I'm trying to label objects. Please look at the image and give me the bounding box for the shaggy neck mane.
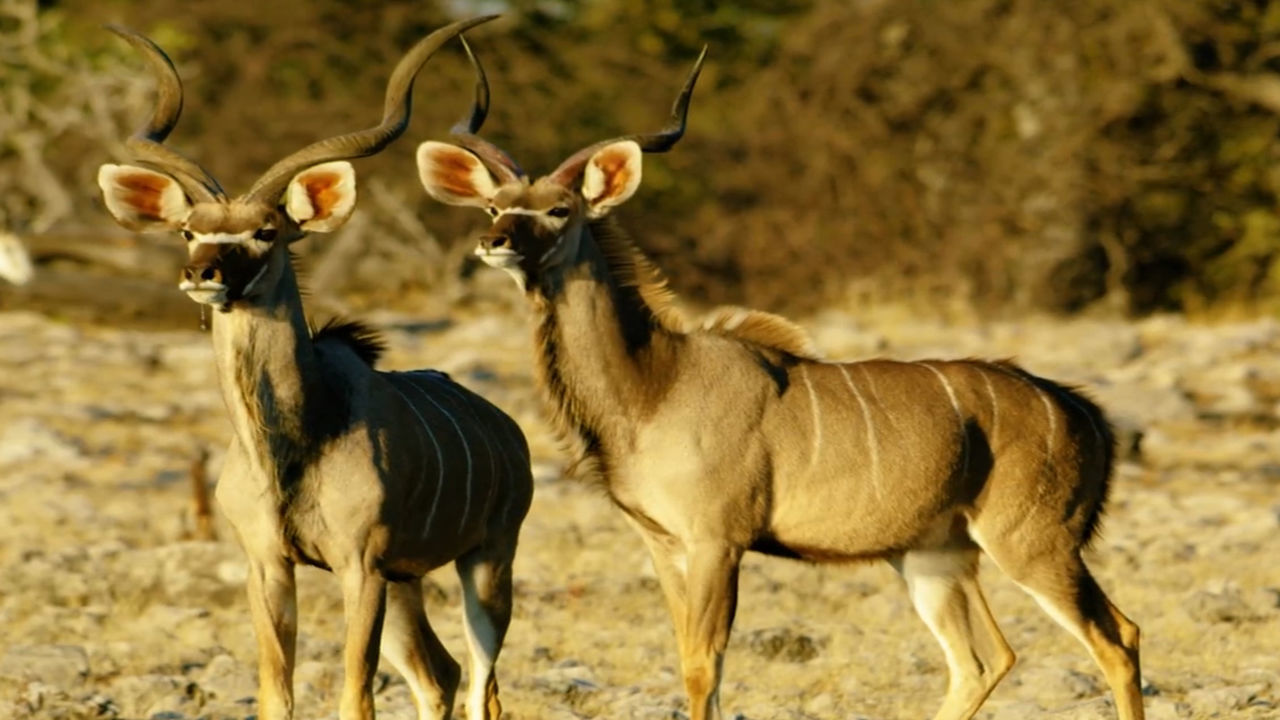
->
[589,217,687,337]
[531,217,686,481]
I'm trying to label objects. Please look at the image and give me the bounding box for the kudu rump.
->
[416,52,1144,720]
[97,20,533,720]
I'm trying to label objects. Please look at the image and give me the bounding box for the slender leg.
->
[381,581,461,720]
[456,539,517,720]
[1017,565,1143,720]
[246,555,298,720]
[675,542,743,720]
[634,529,689,637]
[892,548,1016,720]
[975,530,1144,720]
[339,568,389,720]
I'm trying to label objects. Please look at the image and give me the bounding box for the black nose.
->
[182,264,222,283]
[483,234,511,251]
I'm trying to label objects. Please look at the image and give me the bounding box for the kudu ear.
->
[416,141,498,208]
[581,140,642,219]
[284,161,358,234]
[97,164,192,232]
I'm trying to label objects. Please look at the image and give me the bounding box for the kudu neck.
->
[209,252,331,468]
[530,220,681,450]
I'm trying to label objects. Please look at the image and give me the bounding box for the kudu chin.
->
[414,48,1144,720]
[97,21,533,720]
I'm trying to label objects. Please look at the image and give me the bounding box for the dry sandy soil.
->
[1,298,1278,719]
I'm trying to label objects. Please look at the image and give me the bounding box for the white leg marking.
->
[838,364,882,501]
[460,564,499,720]
[402,377,475,535]
[1021,585,1090,647]
[799,365,823,471]
[385,374,440,518]
[922,362,969,477]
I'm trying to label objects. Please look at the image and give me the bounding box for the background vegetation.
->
[4,0,1280,320]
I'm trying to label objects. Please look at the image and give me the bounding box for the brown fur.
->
[420,133,1143,720]
[119,171,170,218]
[702,305,821,360]
[589,218,687,333]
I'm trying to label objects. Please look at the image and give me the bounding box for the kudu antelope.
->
[96,21,533,720]
[414,52,1144,720]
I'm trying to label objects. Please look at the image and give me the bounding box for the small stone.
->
[742,627,824,663]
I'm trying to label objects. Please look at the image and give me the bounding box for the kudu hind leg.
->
[1019,563,1143,720]
[893,547,1016,720]
[976,531,1144,720]
[381,581,461,719]
[456,540,516,720]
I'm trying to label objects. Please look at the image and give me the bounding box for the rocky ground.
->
[1,302,1278,720]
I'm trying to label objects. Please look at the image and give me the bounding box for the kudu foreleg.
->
[672,543,743,720]
[339,568,389,720]
[246,556,297,720]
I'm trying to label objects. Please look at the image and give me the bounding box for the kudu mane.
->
[588,217,821,359]
[311,317,387,366]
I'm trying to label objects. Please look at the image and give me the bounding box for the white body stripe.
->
[838,364,881,501]
[1034,385,1057,456]
[385,376,442,529]
[399,377,474,534]
[417,373,501,522]
[1048,386,1106,469]
[981,370,1000,448]
[799,366,822,470]
[922,363,969,478]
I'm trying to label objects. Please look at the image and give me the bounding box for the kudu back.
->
[413,49,1144,720]
[96,20,532,720]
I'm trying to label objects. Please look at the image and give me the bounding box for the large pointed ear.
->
[284,161,358,233]
[97,164,192,232]
[416,141,498,208]
[582,140,642,219]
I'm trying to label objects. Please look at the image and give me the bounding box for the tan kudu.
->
[413,51,1143,720]
[96,21,532,720]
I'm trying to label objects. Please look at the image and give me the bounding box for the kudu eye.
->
[181,230,194,242]
[253,227,278,242]
[547,206,571,219]
[486,206,499,218]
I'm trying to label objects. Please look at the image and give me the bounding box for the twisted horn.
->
[549,46,707,187]
[107,25,225,202]
[244,15,499,205]
[448,36,525,184]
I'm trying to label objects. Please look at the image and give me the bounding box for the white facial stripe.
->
[493,207,543,217]
[191,231,253,246]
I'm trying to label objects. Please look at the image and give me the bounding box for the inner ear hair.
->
[97,163,192,231]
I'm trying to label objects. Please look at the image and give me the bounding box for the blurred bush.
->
[4,0,1280,318]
